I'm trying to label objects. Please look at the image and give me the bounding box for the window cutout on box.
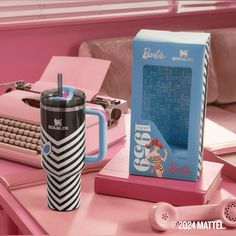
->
[142,65,192,152]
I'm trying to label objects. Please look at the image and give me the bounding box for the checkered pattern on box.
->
[142,65,192,147]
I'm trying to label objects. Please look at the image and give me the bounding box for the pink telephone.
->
[149,198,236,231]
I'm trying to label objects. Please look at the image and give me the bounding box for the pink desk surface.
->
[10,173,236,236]
[1,116,236,235]
[0,159,45,235]
[0,159,36,176]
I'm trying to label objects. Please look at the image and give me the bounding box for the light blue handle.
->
[84,107,107,163]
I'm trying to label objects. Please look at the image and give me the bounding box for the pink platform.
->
[95,148,223,205]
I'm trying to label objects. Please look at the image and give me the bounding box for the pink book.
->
[204,119,236,181]
[95,148,223,206]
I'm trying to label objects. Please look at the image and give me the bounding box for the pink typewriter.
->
[0,56,128,167]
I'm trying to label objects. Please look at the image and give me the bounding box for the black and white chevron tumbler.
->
[40,75,107,211]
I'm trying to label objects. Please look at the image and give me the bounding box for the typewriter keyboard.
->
[0,117,41,155]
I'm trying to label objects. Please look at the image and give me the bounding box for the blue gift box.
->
[129,29,211,181]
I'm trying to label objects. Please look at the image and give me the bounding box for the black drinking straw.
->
[57,73,63,97]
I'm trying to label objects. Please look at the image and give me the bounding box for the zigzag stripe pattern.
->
[46,173,81,211]
[197,38,210,178]
[41,121,86,211]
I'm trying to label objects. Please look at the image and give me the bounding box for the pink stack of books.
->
[204,119,236,181]
[95,148,223,206]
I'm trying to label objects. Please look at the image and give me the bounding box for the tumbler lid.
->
[41,87,85,108]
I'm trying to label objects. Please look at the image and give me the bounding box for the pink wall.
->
[0,10,236,88]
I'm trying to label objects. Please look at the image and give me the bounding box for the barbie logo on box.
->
[129,29,211,181]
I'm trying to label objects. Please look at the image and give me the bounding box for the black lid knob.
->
[111,108,122,121]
